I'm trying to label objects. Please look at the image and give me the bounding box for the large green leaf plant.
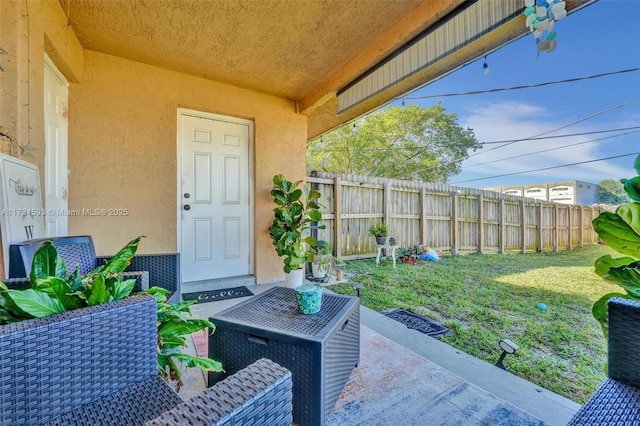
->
[144,286,222,392]
[0,236,222,392]
[592,154,640,338]
[268,174,325,273]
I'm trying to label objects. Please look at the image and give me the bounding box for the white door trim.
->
[43,54,69,237]
[176,108,254,281]
[44,55,67,86]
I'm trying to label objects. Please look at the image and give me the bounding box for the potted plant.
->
[310,240,332,279]
[0,236,222,391]
[268,174,324,288]
[397,246,418,265]
[369,222,388,245]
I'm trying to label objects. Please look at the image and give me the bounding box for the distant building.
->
[484,181,600,205]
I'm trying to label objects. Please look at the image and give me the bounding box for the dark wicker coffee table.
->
[208,286,360,426]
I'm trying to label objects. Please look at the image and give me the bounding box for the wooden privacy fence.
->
[308,172,603,260]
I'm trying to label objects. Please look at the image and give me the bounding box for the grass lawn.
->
[329,244,621,404]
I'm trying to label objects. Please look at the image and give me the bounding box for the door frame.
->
[43,54,69,237]
[176,108,255,281]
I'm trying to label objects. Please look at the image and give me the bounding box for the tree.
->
[598,178,630,205]
[306,104,480,182]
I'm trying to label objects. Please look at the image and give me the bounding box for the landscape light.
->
[353,284,364,298]
[496,339,519,370]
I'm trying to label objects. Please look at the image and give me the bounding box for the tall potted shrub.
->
[268,174,324,287]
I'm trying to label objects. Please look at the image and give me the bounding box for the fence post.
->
[567,206,572,251]
[477,193,484,254]
[537,201,543,252]
[383,182,391,257]
[499,198,505,254]
[334,177,342,258]
[451,192,458,255]
[520,199,526,254]
[590,206,595,244]
[384,182,391,224]
[553,203,559,252]
[420,187,427,245]
[578,205,584,248]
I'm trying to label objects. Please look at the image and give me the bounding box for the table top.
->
[210,286,358,338]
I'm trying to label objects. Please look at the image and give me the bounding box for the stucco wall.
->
[69,51,307,283]
[1,0,307,283]
[0,0,84,168]
[0,0,83,278]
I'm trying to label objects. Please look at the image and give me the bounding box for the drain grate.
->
[383,309,449,339]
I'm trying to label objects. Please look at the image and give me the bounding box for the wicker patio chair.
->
[5,235,181,303]
[567,297,640,425]
[0,294,293,426]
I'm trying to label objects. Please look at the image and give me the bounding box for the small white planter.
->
[311,262,328,279]
[284,268,304,288]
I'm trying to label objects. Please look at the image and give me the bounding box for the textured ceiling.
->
[64,0,424,101]
[62,0,594,137]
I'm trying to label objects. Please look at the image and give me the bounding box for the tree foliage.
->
[307,104,481,182]
[598,178,630,205]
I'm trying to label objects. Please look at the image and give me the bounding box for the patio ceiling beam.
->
[297,0,464,115]
[335,0,525,115]
[305,0,595,140]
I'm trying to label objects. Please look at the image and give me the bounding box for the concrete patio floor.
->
[179,283,580,425]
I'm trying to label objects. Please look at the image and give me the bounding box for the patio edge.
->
[360,305,581,426]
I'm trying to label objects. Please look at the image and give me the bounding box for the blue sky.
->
[390,0,640,189]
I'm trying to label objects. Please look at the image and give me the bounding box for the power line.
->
[465,98,640,158]
[311,68,640,145]
[463,130,640,169]
[403,68,640,100]
[481,126,640,145]
[418,98,640,174]
[451,152,640,185]
[308,126,640,152]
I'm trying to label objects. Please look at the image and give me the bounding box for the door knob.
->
[183,204,191,211]
[184,193,190,199]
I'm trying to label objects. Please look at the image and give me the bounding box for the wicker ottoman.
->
[208,286,360,426]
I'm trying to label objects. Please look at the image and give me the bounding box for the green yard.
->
[329,244,621,404]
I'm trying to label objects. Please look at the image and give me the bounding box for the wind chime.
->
[523,0,567,55]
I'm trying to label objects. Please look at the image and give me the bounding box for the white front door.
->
[43,56,69,237]
[178,110,252,282]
